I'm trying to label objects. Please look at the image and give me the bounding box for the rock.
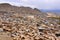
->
[38,27,45,32]
[0,28,3,32]
[0,35,13,40]
[34,36,40,40]
[55,33,60,37]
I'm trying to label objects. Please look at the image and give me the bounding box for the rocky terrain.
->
[0,3,60,40]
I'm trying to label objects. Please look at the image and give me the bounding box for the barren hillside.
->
[0,3,60,40]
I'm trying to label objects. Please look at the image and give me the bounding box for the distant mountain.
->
[41,9,60,15]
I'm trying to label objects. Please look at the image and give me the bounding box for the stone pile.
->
[0,12,60,40]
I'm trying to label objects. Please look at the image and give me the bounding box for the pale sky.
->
[0,0,60,10]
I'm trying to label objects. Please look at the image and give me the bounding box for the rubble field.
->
[0,11,60,40]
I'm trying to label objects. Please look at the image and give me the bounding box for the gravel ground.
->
[0,11,60,40]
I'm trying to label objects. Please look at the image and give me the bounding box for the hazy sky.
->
[0,0,60,10]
